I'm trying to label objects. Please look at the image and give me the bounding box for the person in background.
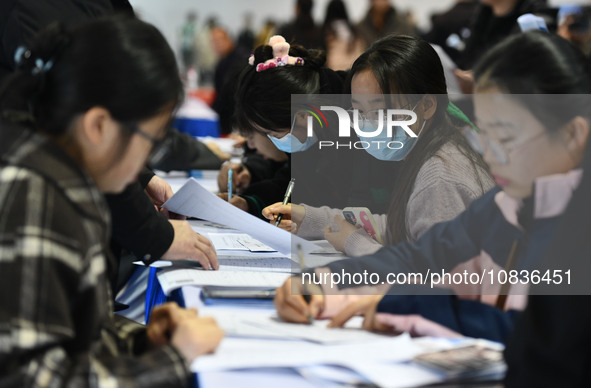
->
[356,0,416,49]
[423,0,479,63]
[0,16,223,386]
[180,11,197,73]
[211,27,250,136]
[195,16,219,87]
[556,4,591,56]
[322,0,364,71]
[274,31,591,344]
[255,19,278,48]
[237,12,256,52]
[454,0,549,92]
[278,0,325,50]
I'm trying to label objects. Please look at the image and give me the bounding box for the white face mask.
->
[267,113,319,153]
[267,130,318,153]
[357,120,426,161]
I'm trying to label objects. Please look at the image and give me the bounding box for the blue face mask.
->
[267,130,318,153]
[358,120,426,161]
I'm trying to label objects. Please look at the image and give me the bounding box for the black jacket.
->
[458,0,549,69]
[504,145,591,387]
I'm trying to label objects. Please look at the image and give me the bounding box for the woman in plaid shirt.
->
[0,16,223,387]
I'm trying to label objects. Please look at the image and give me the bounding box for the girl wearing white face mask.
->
[264,35,494,256]
[227,35,353,219]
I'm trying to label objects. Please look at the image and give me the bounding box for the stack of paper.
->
[157,269,291,295]
[162,178,320,256]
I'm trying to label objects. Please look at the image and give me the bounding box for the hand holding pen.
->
[273,247,324,324]
[217,162,252,194]
[275,178,295,226]
[262,203,306,233]
[297,244,314,323]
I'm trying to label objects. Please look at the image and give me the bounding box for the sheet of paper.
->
[295,365,372,387]
[209,233,277,252]
[162,178,320,256]
[180,286,446,386]
[157,268,291,294]
[208,233,249,250]
[350,361,443,388]
[191,333,420,373]
[219,257,294,273]
[237,235,277,252]
[238,314,395,344]
[183,288,396,346]
[183,301,399,345]
[308,240,343,255]
[135,256,295,273]
[199,368,319,388]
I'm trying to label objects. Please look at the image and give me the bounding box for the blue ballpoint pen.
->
[228,169,233,201]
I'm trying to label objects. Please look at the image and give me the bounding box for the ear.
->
[421,95,438,121]
[78,107,117,148]
[563,116,590,163]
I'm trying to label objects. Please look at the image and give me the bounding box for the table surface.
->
[157,173,498,388]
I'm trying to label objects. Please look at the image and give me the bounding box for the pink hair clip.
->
[256,62,277,72]
[249,35,305,72]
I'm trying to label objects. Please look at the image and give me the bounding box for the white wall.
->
[130,0,589,57]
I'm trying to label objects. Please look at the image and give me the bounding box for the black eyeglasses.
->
[127,123,172,167]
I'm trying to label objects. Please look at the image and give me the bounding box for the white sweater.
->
[296,142,494,256]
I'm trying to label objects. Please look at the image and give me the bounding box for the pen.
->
[275,178,295,227]
[228,169,233,201]
[297,244,314,323]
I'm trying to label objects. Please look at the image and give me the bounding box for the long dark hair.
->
[0,16,183,138]
[347,34,489,244]
[474,31,591,133]
[234,42,332,135]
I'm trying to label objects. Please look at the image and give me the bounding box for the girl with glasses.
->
[0,17,223,386]
[274,31,591,344]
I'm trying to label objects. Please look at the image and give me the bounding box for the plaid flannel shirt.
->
[0,122,190,387]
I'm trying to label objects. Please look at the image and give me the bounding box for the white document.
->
[184,288,394,345]
[308,240,343,255]
[208,233,247,250]
[191,333,420,372]
[157,268,291,294]
[219,257,294,273]
[199,368,319,388]
[134,258,294,273]
[134,255,295,273]
[201,308,391,344]
[162,178,320,256]
[238,315,395,345]
[350,361,443,388]
[209,233,277,252]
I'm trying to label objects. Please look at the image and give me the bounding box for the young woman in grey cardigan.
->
[263,35,493,256]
